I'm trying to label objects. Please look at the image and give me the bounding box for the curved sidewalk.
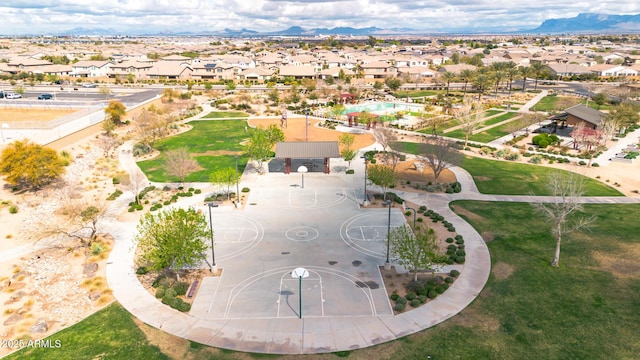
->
[105,149,492,354]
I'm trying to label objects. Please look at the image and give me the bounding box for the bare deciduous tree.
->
[372,127,396,153]
[123,169,148,204]
[96,133,121,158]
[417,138,463,184]
[453,98,483,148]
[38,185,115,247]
[533,172,595,267]
[164,147,199,184]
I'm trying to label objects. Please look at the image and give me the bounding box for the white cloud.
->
[0,0,639,34]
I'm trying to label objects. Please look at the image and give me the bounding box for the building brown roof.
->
[565,104,605,127]
[275,141,340,159]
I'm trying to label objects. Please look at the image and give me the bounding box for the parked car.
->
[5,93,21,99]
[37,93,53,100]
[82,83,97,88]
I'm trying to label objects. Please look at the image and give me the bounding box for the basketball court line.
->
[219,266,380,319]
[340,212,407,258]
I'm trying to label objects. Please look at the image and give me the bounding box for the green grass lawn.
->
[460,156,623,196]
[201,111,250,118]
[5,303,168,360]
[530,95,559,112]
[15,202,640,360]
[482,111,518,126]
[137,120,249,182]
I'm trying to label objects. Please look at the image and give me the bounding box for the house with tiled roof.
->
[108,60,154,79]
[6,57,53,74]
[149,61,193,80]
[72,60,113,78]
[237,67,276,82]
[588,64,638,77]
[360,60,397,79]
[277,65,316,80]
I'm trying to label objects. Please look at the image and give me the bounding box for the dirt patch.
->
[0,235,113,357]
[2,107,78,123]
[592,243,640,280]
[492,262,515,280]
[480,231,496,242]
[450,204,486,224]
[248,117,375,150]
[447,306,501,332]
[395,160,457,184]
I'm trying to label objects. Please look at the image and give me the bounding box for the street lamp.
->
[403,202,417,228]
[382,199,392,270]
[235,155,240,208]
[361,155,369,206]
[291,267,309,319]
[305,108,309,142]
[205,202,219,271]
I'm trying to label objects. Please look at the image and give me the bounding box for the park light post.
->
[383,199,392,270]
[305,108,309,142]
[235,155,240,208]
[403,202,417,228]
[205,202,219,271]
[361,155,369,206]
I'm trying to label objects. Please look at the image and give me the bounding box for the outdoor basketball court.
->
[191,173,407,320]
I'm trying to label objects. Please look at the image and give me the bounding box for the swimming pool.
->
[342,102,422,114]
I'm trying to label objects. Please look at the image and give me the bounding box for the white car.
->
[5,93,21,99]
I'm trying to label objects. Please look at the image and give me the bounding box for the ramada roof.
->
[275,141,340,159]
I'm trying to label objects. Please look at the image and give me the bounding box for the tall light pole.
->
[383,199,392,270]
[206,202,219,270]
[305,107,309,142]
[363,155,368,205]
[403,202,417,228]
[235,155,240,208]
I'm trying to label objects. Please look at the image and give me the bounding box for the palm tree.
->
[440,71,457,97]
[530,62,548,91]
[472,68,491,101]
[489,62,507,97]
[504,62,519,96]
[459,69,476,98]
[519,66,533,93]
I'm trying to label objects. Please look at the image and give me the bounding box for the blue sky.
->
[1,1,639,35]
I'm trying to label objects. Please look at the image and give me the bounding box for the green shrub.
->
[136,266,148,275]
[345,169,355,174]
[417,217,423,222]
[405,292,417,301]
[427,290,438,299]
[418,295,427,304]
[394,303,406,312]
[173,282,189,296]
[410,298,421,307]
[447,244,457,251]
[396,296,407,305]
[449,269,460,277]
[447,225,456,232]
[390,293,400,301]
[112,177,120,184]
[9,205,18,214]
[242,187,251,193]
[164,288,177,298]
[419,205,427,212]
[455,238,464,245]
[155,287,166,299]
[445,276,455,284]
[161,294,174,305]
[446,237,454,243]
[455,256,466,264]
[456,249,466,257]
[592,163,599,167]
[435,285,445,294]
[194,189,202,194]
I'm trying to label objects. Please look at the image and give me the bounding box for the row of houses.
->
[2,41,640,83]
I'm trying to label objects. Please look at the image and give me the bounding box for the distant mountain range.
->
[531,13,640,33]
[58,13,640,37]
